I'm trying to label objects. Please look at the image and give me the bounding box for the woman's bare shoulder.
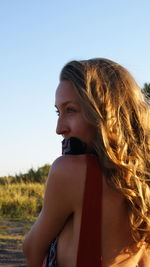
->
[52,154,87,166]
[50,155,87,180]
[48,155,88,208]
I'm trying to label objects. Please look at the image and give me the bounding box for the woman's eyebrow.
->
[55,100,79,108]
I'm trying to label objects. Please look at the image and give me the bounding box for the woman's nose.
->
[56,117,69,135]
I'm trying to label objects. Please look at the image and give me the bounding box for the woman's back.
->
[55,155,149,267]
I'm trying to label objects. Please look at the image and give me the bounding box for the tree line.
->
[0,164,50,185]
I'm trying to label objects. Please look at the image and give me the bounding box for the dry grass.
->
[0,182,45,219]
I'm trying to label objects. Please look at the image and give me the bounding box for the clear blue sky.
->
[0,0,150,176]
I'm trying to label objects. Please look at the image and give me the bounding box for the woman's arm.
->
[23,156,75,267]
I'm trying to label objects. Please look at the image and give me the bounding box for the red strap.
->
[76,154,102,266]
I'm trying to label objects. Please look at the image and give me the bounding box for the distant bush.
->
[0,182,45,219]
[0,164,50,218]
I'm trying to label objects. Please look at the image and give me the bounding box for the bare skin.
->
[56,156,150,267]
[23,155,149,266]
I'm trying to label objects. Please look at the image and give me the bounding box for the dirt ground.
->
[0,218,34,267]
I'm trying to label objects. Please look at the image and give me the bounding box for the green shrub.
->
[0,182,45,219]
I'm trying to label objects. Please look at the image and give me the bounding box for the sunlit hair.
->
[60,58,150,245]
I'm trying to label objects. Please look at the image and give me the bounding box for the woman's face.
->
[55,80,96,149]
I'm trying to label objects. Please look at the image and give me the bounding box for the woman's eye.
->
[55,107,76,116]
[66,107,76,113]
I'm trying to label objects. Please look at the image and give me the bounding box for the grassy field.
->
[0,182,45,219]
[0,178,46,266]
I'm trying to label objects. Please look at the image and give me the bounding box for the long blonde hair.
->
[60,58,150,244]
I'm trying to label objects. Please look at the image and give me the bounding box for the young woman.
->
[23,58,150,266]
